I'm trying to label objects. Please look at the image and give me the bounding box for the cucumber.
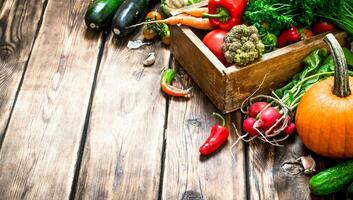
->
[85,0,124,29]
[309,160,353,196]
[348,182,353,197]
[111,0,157,37]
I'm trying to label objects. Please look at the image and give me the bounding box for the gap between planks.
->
[69,30,109,200]
[157,54,173,200]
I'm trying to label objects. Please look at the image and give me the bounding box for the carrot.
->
[180,7,208,18]
[128,14,214,30]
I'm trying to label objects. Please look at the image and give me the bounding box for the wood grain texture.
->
[75,33,170,199]
[247,136,312,200]
[0,0,47,140]
[247,135,351,200]
[162,60,246,200]
[171,26,227,112]
[0,0,102,198]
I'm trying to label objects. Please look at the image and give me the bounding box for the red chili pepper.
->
[312,21,335,35]
[161,68,192,97]
[277,26,300,48]
[299,28,313,40]
[202,0,247,31]
[199,113,230,155]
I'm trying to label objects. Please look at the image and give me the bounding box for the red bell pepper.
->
[199,113,230,155]
[277,26,300,48]
[202,0,247,31]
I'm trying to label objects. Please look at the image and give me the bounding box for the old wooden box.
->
[171,26,347,113]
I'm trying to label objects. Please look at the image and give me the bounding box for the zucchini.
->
[111,0,157,37]
[309,160,353,196]
[348,182,353,197]
[85,0,124,29]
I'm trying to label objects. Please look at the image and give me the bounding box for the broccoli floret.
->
[222,25,265,66]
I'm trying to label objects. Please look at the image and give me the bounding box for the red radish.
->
[267,123,281,135]
[243,118,260,136]
[284,122,296,136]
[258,107,281,130]
[248,102,269,118]
[284,115,291,122]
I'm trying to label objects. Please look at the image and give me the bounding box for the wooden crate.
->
[171,26,347,113]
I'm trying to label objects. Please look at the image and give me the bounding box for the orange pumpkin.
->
[296,34,353,158]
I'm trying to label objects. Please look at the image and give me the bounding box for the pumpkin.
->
[296,34,353,158]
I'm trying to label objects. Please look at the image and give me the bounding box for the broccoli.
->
[222,25,265,66]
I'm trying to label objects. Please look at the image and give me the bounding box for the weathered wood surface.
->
[0,0,102,198]
[162,60,246,200]
[0,1,351,199]
[0,0,47,140]
[247,136,350,200]
[75,32,170,199]
[247,137,311,200]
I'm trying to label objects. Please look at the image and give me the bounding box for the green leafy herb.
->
[273,48,353,111]
[243,0,297,35]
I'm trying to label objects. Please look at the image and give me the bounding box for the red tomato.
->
[202,30,228,66]
[299,28,314,40]
[312,21,335,35]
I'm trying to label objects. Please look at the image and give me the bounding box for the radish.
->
[247,102,269,118]
[267,123,281,135]
[258,107,281,130]
[233,95,295,148]
[284,122,296,136]
[243,118,260,136]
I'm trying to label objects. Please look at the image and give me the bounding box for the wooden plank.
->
[247,135,346,200]
[247,137,311,200]
[74,34,170,199]
[0,0,47,140]
[162,60,246,200]
[0,0,102,199]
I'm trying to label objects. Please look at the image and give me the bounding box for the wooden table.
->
[0,0,349,199]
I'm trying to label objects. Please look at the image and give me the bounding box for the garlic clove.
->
[143,52,156,66]
[297,155,316,175]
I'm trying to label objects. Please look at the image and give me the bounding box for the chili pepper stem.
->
[213,112,225,127]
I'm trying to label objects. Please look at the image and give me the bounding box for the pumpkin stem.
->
[324,34,351,97]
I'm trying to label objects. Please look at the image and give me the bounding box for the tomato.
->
[202,30,228,65]
[146,10,162,21]
[143,28,157,40]
[161,34,171,45]
[312,21,335,35]
[299,28,314,40]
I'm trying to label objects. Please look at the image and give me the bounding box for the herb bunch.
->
[244,0,353,36]
[273,48,353,111]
